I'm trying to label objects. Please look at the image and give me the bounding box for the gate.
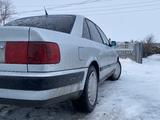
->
[115,42,143,64]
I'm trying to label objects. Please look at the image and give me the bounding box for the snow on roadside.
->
[0,54,160,120]
[85,54,160,120]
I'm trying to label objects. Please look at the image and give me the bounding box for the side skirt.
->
[99,70,115,84]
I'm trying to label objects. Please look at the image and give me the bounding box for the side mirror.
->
[110,41,117,47]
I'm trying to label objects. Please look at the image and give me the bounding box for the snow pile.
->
[0,55,160,120]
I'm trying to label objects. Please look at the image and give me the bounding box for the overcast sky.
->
[11,0,160,42]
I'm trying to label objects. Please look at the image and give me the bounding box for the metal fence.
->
[115,42,143,63]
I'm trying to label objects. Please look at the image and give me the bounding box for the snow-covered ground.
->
[0,54,160,120]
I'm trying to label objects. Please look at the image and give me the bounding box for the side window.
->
[82,19,91,39]
[86,19,103,44]
[97,27,109,45]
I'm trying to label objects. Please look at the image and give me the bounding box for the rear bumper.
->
[0,72,84,91]
[0,91,81,106]
[0,68,87,104]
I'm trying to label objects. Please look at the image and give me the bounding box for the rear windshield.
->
[5,15,76,34]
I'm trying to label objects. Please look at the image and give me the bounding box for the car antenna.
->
[44,6,48,16]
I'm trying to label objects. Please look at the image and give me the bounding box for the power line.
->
[46,2,160,16]
[85,7,160,15]
[46,0,104,10]
[50,0,160,11]
[16,0,107,14]
[14,0,160,16]
[16,0,107,7]
[51,2,160,13]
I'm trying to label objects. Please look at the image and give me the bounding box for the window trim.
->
[96,25,110,46]
[85,18,104,44]
[82,18,91,40]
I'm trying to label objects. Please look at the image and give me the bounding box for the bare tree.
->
[142,35,159,57]
[0,0,15,25]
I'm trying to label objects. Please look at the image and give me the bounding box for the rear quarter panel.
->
[28,28,86,72]
[28,27,101,72]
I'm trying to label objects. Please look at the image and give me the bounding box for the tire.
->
[72,66,98,113]
[109,61,122,81]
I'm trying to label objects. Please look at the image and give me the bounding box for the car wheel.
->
[72,66,98,113]
[109,61,122,81]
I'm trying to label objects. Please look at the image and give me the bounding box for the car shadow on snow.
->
[0,100,88,120]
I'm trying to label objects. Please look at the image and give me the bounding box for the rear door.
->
[85,19,112,80]
[96,26,117,64]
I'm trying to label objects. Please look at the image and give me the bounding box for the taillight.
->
[28,42,60,64]
[5,42,28,64]
[5,41,60,64]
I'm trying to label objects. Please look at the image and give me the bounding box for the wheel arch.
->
[117,56,120,62]
[89,61,100,83]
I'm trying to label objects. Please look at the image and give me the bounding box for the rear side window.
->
[5,15,76,34]
[82,19,91,39]
[97,27,109,45]
[86,19,103,44]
